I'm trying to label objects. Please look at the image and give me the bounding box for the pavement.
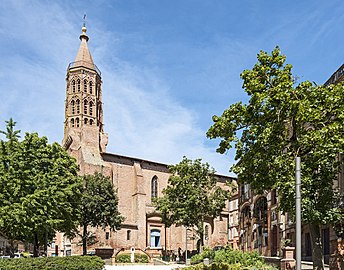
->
[105,265,186,270]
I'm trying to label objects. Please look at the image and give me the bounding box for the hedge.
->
[0,255,105,270]
[115,253,149,263]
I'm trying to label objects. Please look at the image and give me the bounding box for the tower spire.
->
[63,20,108,155]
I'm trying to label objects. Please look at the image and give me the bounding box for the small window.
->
[84,100,88,114]
[71,118,75,127]
[205,225,209,240]
[72,80,76,93]
[151,176,158,199]
[71,100,75,114]
[89,81,93,94]
[90,119,93,126]
[77,79,81,92]
[105,232,110,240]
[84,79,87,92]
[76,118,80,127]
[84,118,88,125]
[127,230,131,240]
[89,101,93,116]
[76,100,80,114]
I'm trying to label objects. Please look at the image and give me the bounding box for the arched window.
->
[76,100,80,114]
[205,225,209,240]
[127,230,131,240]
[89,101,93,116]
[84,118,88,125]
[77,79,81,92]
[90,119,93,126]
[84,100,88,114]
[89,81,93,94]
[71,100,75,114]
[71,118,75,127]
[151,176,158,199]
[76,117,80,127]
[84,79,87,92]
[72,80,76,93]
[150,229,161,247]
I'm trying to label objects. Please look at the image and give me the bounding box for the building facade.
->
[55,25,236,258]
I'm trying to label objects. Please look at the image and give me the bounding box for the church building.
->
[58,24,235,258]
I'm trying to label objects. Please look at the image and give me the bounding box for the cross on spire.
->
[83,14,86,27]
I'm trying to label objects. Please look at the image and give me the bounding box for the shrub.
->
[189,246,278,270]
[0,256,104,270]
[134,253,149,263]
[191,247,215,264]
[115,253,131,263]
[115,253,149,263]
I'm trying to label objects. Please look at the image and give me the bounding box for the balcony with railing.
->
[68,61,101,76]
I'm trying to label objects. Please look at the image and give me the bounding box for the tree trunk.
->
[33,233,39,257]
[199,221,204,253]
[309,223,325,270]
[9,239,15,258]
[82,224,87,255]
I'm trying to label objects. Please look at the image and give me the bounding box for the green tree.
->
[0,119,81,257]
[79,172,124,255]
[154,157,228,250]
[207,47,344,270]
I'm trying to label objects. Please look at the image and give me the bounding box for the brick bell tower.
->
[62,23,108,166]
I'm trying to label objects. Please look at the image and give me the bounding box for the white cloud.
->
[0,1,234,175]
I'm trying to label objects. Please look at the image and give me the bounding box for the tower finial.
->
[80,14,89,41]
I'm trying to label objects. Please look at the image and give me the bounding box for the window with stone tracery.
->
[84,100,88,114]
[71,100,75,114]
[77,79,81,92]
[84,79,87,92]
[76,100,80,114]
[89,101,93,116]
[151,176,158,199]
[89,81,93,94]
[72,80,76,93]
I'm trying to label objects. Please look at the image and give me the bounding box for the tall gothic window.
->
[76,99,80,114]
[84,100,88,114]
[84,79,87,92]
[84,118,88,125]
[76,118,80,127]
[151,176,158,199]
[72,80,76,93]
[77,79,81,92]
[71,100,75,114]
[90,119,93,126]
[89,101,93,116]
[89,81,93,94]
[71,118,75,127]
[205,225,209,240]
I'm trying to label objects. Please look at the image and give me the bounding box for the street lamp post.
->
[295,157,301,270]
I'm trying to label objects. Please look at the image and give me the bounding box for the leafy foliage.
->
[115,253,149,263]
[188,246,277,270]
[154,156,228,247]
[0,255,104,270]
[79,172,124,255]
[0,119,81,255]
[207,47,344,267]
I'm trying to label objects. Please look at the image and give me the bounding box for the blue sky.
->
[1,0,344,175]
